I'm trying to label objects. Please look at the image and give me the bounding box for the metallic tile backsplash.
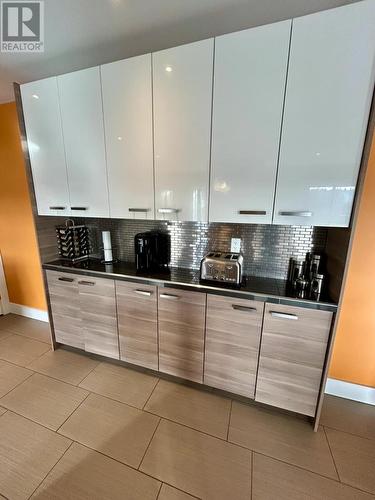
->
[73,219,328,279]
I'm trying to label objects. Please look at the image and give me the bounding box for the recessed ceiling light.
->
[165,66,173,73]
[117,136,123,141]
[32,94,39,99]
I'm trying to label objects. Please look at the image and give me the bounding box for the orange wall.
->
[329,130,375,388]
[0,101,47,311]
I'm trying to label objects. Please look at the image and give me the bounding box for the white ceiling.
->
[0,0,360,103]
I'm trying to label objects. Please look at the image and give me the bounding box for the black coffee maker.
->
[134,231,170,272]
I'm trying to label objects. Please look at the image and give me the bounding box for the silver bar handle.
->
[134,290,152,297]
[232,305,257,312]
[270,311,298,320]
[71,207,88,211]
[238,210,267,215]
[279,211,312,217]
[58,277,74,283]
[158,208,180,214]
[78,280,95,286]
[129,208,151,213]
[49,206,66,210]
[160,293,180,300]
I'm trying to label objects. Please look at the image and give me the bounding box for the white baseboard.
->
[8,303,49,323]
[325,378,375,406]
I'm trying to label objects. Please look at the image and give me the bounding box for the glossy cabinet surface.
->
[204,295,264,398]
[101,55,154,219]
[21,78,71,217]
[153,39,214,222]
[273,0,375,227]
[255,303,332,416]
[58,67,110,218]
[158,288,206,383]
[46,271,83,349]
[78,276,119,359]
[116,281,158,370]
[210,21,291,224]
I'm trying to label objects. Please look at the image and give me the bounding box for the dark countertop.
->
[43,259,338,313]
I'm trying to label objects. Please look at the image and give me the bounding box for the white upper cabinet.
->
[210,21,291,224]
[153,39,214,222]
[273,1,375,227]
[21,77,71,216]
[101,55,154,219]
[57,67,110,218]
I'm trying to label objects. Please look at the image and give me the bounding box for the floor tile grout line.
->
[155,482,163,500]
[11,331,51,345]
[75,359,102,386]
[26,440,75,500]
[55,391,91,433]
[138,417,162,471]
[0,370,35,401]
[250,450,254,500]
[322,425,341,482]
[226,399,233,441]
[142,378,161,410]
[321,423,375,443]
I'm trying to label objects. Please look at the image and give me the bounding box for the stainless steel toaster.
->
[200,252,243,285]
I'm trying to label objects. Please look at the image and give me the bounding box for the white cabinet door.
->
[153,39,214,222]
[21,78,71,216]
[58,67,109,218]
[210,21,291,224]
[273,1,375,227]
[101,55,154,219]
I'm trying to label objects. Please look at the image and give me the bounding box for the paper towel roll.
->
[102,231,113,262]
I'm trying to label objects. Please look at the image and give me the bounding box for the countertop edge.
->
[42,262,338,313]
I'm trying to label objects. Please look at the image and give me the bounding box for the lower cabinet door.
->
[158,288,206,383]
[116,281,158,370]
[204,295,264,398]
[255,303,333,416]
[78,276,119,359]
[46,270,83,349]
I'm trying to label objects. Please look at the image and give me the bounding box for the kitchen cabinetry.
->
[204,295,264,398]
[21,77,71,217]
[158,288,206,383]
[47,271,119,359]
[273,0,375,227]
[78,276,119,359]
[255,303,332,416]
[116,281,158,370]
[57,67,110,218]
[46,271,83,349]
[101,55,154,219]
[153,39,214,222]
[210,21,291,224]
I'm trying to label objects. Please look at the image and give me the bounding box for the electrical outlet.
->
[231,238,241,253]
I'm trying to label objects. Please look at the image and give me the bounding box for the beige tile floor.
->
[0,313,374,499]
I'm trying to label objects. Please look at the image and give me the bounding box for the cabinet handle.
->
[158,208,180,214]
[232,305,257,312]
[129,208,151,213]
[49,206,66,210]
[270,311,298,320]
[78,280,95,286]
[160,293,180,300]
[58,277,74,282]
[279,211,312,217]
[238,210,267,216]
[134,290,152,297]
[71,207,88,211]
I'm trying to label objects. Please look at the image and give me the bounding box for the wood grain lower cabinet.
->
[204,295,264,398]
[255,303,333,416]
[78,276,119,359]
[158,288,206,383]
[116,281,158,370]
[46,270,84,349]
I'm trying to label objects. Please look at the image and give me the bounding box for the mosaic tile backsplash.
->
[73,219,328,280]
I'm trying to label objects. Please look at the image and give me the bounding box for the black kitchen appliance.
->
[134,231,170,272]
